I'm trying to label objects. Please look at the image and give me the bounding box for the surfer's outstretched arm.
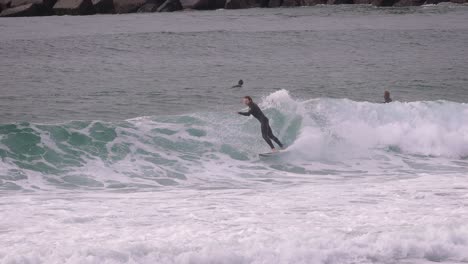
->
[238,110,251,116]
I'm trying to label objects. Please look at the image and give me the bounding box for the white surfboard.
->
[259,149,286,157]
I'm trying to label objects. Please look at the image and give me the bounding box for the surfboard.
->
[259,150,285,157]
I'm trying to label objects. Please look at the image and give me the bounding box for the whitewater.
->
[1,90,468,263]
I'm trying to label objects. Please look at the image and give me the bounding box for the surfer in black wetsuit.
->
[238,96,283,151]
[384,91,392,103]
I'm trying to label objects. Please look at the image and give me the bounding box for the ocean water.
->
[1,4,468,264]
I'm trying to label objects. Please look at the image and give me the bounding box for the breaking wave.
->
[1,90,467,191]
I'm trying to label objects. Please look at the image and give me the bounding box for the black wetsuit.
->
[238,102,283,149]
[384,97,392,103]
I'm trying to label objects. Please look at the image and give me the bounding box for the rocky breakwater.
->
[0,0,181,16]
[0,0,466,17]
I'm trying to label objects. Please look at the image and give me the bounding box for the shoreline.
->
[0,0,467,17]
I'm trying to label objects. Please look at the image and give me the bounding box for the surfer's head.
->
[238,80,244,86]
[243,96,253,106]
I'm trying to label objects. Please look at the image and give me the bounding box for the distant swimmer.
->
[384,91,392,103]
[232,80,243,88]
[238,96,283,151]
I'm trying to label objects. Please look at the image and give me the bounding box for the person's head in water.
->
[243,96,253,106]
[232,79,244,88]
[384,91,392,103]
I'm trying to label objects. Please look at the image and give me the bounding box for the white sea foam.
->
[262,90,468,159]
[1,174,467,264]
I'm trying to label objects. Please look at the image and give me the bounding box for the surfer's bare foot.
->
[271,148,277,152]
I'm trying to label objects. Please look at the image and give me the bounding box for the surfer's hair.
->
[244,96,253,103]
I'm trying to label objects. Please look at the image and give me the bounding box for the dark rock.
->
[0,0,12,11]
[137,0,164,12]
[267,0,283,6]
[424,0,451,3]
[179,0,224,9]
[92,0,113,13]
[393,0,424,5]
[179,0,192,7]
[156,0,182,11]
[9,0,55,14]
[180,0,203,8]
[10,0,56,8]
[0,3,40,16]
[214,0,225,8]
[267,0,321,4]
[353,0,372,3]
[113,0,145,12]
[433,0,463,2]
[137,2,157,10]
[224,0,256,8]
[266,0,280,6]
[371,0,395,6]
[327,0,352,4]
[53,0,94,14]
[272,0,325,6]
[268,0,286,7]
[302,0,326,5]
[224,0,239,8]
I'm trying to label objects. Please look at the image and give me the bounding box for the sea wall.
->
[0,0,466,17]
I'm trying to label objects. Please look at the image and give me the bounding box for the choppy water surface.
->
[1,4,468,264]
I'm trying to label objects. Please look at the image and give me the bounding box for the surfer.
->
[238,96,283,151]
[384,91,392,103]
[232,80,243,88]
